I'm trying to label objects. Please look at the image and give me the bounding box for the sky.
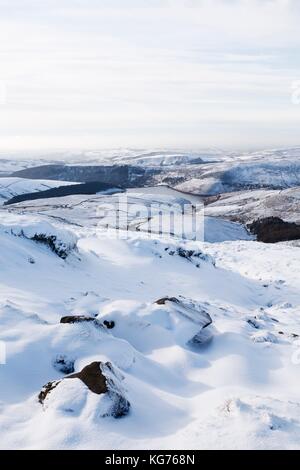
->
[0,0,300,151]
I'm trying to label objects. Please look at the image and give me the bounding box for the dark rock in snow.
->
[38,380,60,404]
[277,331,300,339]
[67,361,108,394]
[188,325,214,346]
[31,233,71,259]
[247,318,261,329]
[13,228,76,259]
[155,295,213,345]
[177,247,196,259]
[166,246,215,267]
[248,217,300,243]
[103,320,115,329]
[53,354,75,374]
[155,297,180,305]
[60,315,95,324]
[38,361,130,418]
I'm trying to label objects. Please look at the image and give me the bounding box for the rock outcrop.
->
[60,315,95,324]
[52,354,75,374]
[155,295,213,345]
[38,361,130,418]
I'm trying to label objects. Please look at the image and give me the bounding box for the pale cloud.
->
[0,0,299,150]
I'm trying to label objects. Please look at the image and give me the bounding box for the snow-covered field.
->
[0,181,300,449]
[3,187,252,243]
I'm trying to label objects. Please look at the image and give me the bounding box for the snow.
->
[0,150,300,449]
[2,147,300,197]
[0,185,300,450]
[0,177,76,204]
[117,151,221,167]
[0,148,226,169]
[0,211,77,258]
[205,187,300,224]
[174,148,300,195]
[3,187,252,244]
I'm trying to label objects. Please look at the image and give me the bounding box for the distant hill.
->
[4,181,123,205]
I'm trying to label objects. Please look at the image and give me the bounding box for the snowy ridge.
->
[0,177,75,204]
[0,212,77,259]
[4,147,300,197]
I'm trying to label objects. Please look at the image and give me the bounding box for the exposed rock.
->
[155,297,180,305]
[38,380,60,404]
[248,217,300,243]
[247,318,261,329]
[188,325,214,346]
[38,361,130,418]
[67,361,108,394]
[177,247,197,259]
[103,320,115,329]
[100,362,131,418]
[155,295,213,345]
[251,331,278,344]
[52,354,75,374]
[270,317,279,323]
[156,296,212,326]
[166,246,215,267]
[31,234,70,259]
[277,331,299,339]
[60,315,95,324]
[8,221,77,259]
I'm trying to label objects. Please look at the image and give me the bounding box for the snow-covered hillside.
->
[0,148,227,169]
[112,151,222,167]
[0,178,75,204]
[3,186,252,243]
[4,147,300,198]
[0,155,65,176]
[0,185,300,449]
[205,188,300,224]
[175,159,300,195]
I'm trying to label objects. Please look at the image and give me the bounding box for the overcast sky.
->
[0,0,300,151]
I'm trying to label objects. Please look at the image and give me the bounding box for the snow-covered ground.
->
[0,184,300,449]
[3,187,252,243]
[205,187,300,224]
[175,158,300,195]
[0,178,76,204]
